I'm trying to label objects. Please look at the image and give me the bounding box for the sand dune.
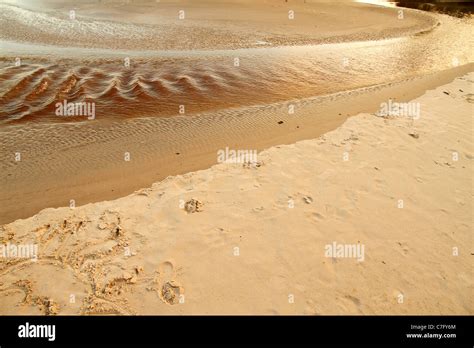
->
[0,74,472,315]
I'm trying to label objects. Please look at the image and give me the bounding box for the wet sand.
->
[1,1,473,223]
[1,73,472,315]
[1,64,473,224]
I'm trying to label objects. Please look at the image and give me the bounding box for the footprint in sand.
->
[156,260,184,305]
[184,199,203,213]
[203,227,230,250]
[306,211,325,223]
[98,210,121,229]
[397,242,409,255]
[342,295,362,313]
[463,93,474,103]
[97,210,124,239]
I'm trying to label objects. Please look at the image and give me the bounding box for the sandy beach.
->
[1,64,473,225]
[1,74,472,315]
[0,0,473,315]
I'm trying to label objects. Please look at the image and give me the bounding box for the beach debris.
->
[113,225,123,237]
[408,132,419,139]
[102,273,137,297]
[278,121,284,124]
[44,299,60,315]
[243,160,263,169]
[120,275,136,284]
[303,196,313,204]
[184,199,203,213]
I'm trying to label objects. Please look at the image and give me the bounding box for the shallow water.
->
[0,2,473,124]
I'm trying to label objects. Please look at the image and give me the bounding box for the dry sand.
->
[1,74,472,315]
[1,64,473,225]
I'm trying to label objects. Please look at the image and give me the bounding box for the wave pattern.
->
[0,61,276,123]
[0,3,473,124]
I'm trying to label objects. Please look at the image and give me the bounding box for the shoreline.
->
[1,72,471,314]
[1,63,473,225]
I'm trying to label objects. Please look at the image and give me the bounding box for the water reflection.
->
[355,1,397,8]
[0,2,473,124]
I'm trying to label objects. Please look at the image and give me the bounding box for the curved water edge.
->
[0,1,439,52]
[0,2,473,124]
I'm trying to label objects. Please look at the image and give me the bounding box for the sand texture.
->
[2,1,473,225]
[1,74,472,315]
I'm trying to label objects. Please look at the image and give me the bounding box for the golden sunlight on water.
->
[355,0,397,8]
[0,1,472,124]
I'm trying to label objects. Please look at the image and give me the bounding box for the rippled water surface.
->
[0,2,473,124]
